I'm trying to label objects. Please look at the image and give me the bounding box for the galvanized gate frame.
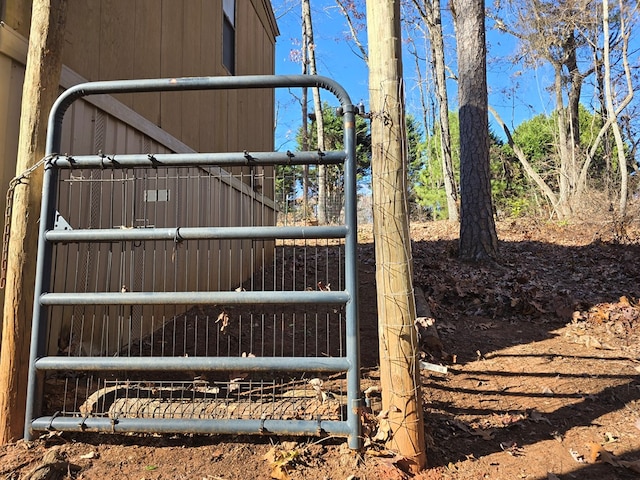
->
[25,75,362,448]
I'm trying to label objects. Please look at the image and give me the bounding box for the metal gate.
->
[25,75,361,448]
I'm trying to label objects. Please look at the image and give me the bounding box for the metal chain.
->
[0,155,51,288]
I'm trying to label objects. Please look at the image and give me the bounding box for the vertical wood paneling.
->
[3,0,31,37]
[62,0,101,81]
[133,0,162,126]
[0,56,23,323]
[198,0,218,152]
[69,101,94,154]
[4,0,278,153]
[181,0,202,150]
[99,0,135,106]
[0,57,22,189]
[159,0,183,140]
[3,0,279,351]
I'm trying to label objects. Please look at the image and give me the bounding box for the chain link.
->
[1,155,52,289]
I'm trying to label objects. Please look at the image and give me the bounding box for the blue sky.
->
[271,1,556,151]
[273,2,370,150]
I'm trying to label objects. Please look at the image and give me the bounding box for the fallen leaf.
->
[569,448,585,463]
[80,451,99,460]
[576,335,602,349]
[588,442,601,463]
[269,465,290,480]
[595,445,620,466]
[529,410,552,425]
[308,377,327,401]
[263,443,301,480]
[216,311,230,332]
[451,419,494,440]
[589,443,640,473]
[373,418,391,442]
[211,448,224,460]
[499,441,523,456]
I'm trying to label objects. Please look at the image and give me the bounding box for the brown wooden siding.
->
[3,0,277,154]
[0,0,279,350]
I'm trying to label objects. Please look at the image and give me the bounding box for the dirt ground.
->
[1,218,639,480]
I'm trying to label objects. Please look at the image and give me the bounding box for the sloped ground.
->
[1,219,639,480]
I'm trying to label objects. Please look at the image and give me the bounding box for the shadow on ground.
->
[356,227,640,479]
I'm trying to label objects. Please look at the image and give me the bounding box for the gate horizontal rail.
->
[32,418,353,437]
[46,225,349,242]
[40,291,350,306]
[35,356,352,372]
[49,151,346,168]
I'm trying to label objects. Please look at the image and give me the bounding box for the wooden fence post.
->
[0,0,67,444]
[366,0,427,472]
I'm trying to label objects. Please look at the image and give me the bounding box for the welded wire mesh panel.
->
[45,377,347,422]
[42,164,349,425]
[274,164,346,225]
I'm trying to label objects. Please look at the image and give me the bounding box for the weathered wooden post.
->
[366,0,427,472]
[0,0,67,444]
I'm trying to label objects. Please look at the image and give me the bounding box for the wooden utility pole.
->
[366,0,427,472]
[0,0,67,444]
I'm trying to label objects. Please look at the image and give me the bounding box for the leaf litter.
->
[0,220,639,480]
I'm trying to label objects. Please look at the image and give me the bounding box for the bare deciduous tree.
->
[302,0,328,224]
[411,0,459,221]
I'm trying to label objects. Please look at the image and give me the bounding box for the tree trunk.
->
[302,0,328,225]
[576,12,633,204]
[366,0,426,472]
[0,0,67,444]
[602,0,630,217]
[489,106,561,212]
[454,0,498,261]
[553,66,574,219]
[426,0,458,221]
[301,19,310,221]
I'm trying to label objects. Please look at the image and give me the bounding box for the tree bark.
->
[416,0,459,221]
[301,18,310,221]
[602,0,631,217]
[366,0,426,472]
[302,0,328,225]
[0,0,67,444]
[489,106,562,214]
[454,0,498,261]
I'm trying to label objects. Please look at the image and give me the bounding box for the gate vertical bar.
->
[23,99,64,439]
[342,103,362,449]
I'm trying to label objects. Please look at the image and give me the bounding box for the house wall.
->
[4,0,277,155]
[0,1,279,351]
